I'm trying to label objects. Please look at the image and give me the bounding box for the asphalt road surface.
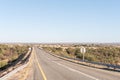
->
[27,47,120,80]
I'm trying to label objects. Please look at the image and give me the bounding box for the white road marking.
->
[46,57,51,60]
[53,61,99,80]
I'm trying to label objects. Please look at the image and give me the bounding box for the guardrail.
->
[41,48,120,71]
[0,47,32,78]
[59,55,120,70]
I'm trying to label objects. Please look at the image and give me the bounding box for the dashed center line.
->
[52,61,99,80]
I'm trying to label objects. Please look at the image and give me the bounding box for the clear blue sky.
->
[0,0,120,43]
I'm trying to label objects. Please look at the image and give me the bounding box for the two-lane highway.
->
[28,47,120,80]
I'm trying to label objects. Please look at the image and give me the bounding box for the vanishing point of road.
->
[27,47,120,80]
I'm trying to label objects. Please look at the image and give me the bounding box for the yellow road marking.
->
[35,50,47,80]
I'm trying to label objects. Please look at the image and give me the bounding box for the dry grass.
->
[8,48,34,80]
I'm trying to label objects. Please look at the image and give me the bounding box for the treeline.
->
[42,46,120,65]
[0,44,29,68]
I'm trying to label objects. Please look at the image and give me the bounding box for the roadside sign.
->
[80,47,86,61]
[80,47,86,53]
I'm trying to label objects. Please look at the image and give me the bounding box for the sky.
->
[0,0,120,43]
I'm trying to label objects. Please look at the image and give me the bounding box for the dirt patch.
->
[7,48,34,80]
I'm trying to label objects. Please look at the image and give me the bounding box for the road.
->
[28,47,120,80]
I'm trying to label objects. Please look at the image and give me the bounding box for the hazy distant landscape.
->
[0,0,120,80]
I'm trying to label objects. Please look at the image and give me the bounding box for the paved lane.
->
[29,47,120,80]
[27,48,43,80]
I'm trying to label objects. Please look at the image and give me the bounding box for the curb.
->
[0,48,32,80]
